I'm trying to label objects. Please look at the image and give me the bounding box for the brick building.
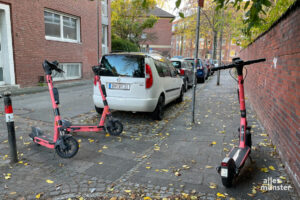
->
[141,7,175,57]
[171,18,241,62]
[0,0,111,88]
[240,1,300,194]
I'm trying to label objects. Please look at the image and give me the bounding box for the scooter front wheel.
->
[55,136,79,158]
[106,120,123,136]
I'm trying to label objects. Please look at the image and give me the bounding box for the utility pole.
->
[217,10,224,86]
[192,0,204,123]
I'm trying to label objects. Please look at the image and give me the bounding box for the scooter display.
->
[212,57,266,187]
[29,60,123,158]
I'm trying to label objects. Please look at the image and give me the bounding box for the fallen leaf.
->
[146,166,151,169]
[217,192,226,197]
[9,192,16,195]
[98,162,103,165]
[269,166,275,171]
[175,171,181,176]
[211,141,217,145]
[36,193,43,199]
[209,182,217,189]
[161,169,169,172]
[279,176,286,180]
[261,167,269,173]
[182,165,190,169]
[144,197,152,200]
[223,148,229,152]
[103,145,108,149]
[46,179,54,184]
[124,189,131,193]
[205,165,213,169]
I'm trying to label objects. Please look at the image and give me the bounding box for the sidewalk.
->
[0,79,92,96]
[0,73,298,200]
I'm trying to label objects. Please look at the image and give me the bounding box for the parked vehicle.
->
[208,59,215,75]
[184,58,207,83]
[93,52,184,120]
[170,58,194,92]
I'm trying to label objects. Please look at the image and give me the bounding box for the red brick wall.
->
[1,0,110,87]
[145,18,173,56]
[239,7,300,193]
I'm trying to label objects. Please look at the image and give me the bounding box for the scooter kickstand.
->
[249,155,254,163]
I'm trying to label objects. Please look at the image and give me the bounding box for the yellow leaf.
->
[161,169,169,172]
[217,192,225,197]
[205,115,208,118]
[186,127,192,130]
[146,166,151,169]
[46,179,54,184]
[247,193,255,197]
[269,166,275,171]
[9,192,16,195]
[98,162,103,165]
[88,139,94,143]
[98,149,102,153]
[155,169,160,172]
[124,190,131,193]
[24,163,28,166]
[229,198,236,200]
[78,139,81,143]
[182,165,190,169]
[182,193,189,198]
[223,148,229,152]
[154,146,160,151]
[260,167,269,173]
[191,196,197,200]
[175,171,181,176]
[252,187,257,194]
[36,193,42,199]
[205,165,213,169]
[260,133,267,137]
[4,176,11,180]
[209,182,217,189]
[18,161,23,164]
[219,130,225,134]
[211,141,217,145]
[103,145,108,149]
[79,197,84,200]
[144,197,152,200]
[105,133,110,137]
[279,176,286,180]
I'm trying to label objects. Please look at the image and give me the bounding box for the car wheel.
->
[152,95,164,120]
[95,106,103,115]
[197,77,205,83]
[176,87,184,103]
[184,79,188,92]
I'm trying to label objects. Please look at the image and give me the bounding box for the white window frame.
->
[44,9,81,43]
[52,63,82,81]
[102,25,108,55]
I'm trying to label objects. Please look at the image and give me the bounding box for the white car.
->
[93,52,184,120]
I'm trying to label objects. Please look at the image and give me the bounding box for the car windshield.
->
[100,55,145,77]
[171,61,182,69]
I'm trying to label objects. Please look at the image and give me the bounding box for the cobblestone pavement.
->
[0,73,299,200]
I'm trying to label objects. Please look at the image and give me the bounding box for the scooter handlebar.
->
[211,58,266,72]
[43,60,64,75]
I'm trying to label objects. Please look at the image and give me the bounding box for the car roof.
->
[184,57,202,60]
[170,58,185,62]
[104,52,167,61]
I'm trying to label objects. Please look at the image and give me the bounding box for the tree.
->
[111,0,158,47]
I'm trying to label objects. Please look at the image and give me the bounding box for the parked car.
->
[184,58,207,83]
[170,58,194,92]
[93,52,184,120]
[208,59,215,75]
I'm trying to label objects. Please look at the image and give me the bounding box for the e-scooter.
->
[29,60,123,158]
[212,57,266,187]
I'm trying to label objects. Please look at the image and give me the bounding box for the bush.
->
[111,38,139,52]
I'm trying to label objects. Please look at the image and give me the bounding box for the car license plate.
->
[221,168,228,177]
[108,83,130,90]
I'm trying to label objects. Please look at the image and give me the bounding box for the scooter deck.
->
[228,146,250,169]
[29,127,55,148]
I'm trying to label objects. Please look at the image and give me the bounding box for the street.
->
[0,73,298,200]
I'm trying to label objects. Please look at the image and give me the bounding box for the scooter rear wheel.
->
[221,165,235,187]
[55,136,79,158]
[106,120,123,136]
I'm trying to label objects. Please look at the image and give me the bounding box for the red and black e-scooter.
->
[212,57,266,187]
[29,60,123,158]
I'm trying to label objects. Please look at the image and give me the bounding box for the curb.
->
[0,79,92,96]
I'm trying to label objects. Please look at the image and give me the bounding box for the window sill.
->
[45,36,81,44]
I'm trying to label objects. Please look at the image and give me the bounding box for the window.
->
[102,25,108,55]
[101,0,108,17]
[52,63,82,81]
[44,10,80,43]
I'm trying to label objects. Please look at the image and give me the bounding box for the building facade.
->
[141,7,174,57]
[0,0,111,87]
